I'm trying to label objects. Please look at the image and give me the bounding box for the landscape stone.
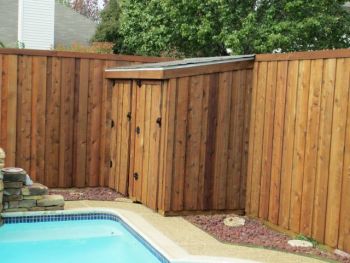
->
[4,181,23,189]
[37,195,64,207]
[0,180,3,191]
[4,188,21,196]
[4,195,23,201]
[288,239,313,248]
[224,216,246,227]
[22,183,48,196]
[29,207,44,211]
[18,199,36,208]
[0,193,3,203]
[2,167,27,183]
[23,195,43,200]
[8,201,19,208]
[4,208,28,212]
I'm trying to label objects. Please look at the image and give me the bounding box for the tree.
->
[71,0,100,21]
[95,0,350,57]
[93,0,121,50]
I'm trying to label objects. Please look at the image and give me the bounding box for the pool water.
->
[0,219,163,263]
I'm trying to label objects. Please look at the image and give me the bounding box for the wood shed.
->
[104,55,255,215]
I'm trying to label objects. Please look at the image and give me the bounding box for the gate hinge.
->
[111,119,115,128]
[156,117,162,127]
[110,160,113,168]
[136,80,142,87]
[127,112,132,121]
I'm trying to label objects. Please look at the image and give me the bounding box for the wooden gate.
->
[130,80,163,210]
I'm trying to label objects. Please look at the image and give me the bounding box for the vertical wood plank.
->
[250,63,268,216]
[278,60,299,228]
[325,58,350,247]
[109,81,119,188]
[246,63,259,214]
[259,62,277,219]
[59,58,75,187]
[73,59,89,187]
[31,56,47,183]
[45,57,61,187]
[184,76,204,210]
[212,71,232,209]
[114,82,124,191]
[300,59,323,236]
[128,81,137,197]
[312,59,336,243]
[171,77,189,211]
[268,61,288,224]
[289,60,311,232]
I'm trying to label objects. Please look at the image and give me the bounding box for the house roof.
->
[105,55,255,79]
[0,0,97,48]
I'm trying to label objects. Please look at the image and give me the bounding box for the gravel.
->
[185,214,350,263]
[49,187,124,201]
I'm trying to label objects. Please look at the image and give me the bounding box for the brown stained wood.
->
[0,55,2,145]
[87,60,103,186]
[312,59,336,243]
[203,74,219,210]
[278,60,299,228]
[256,49,350,61]
[162,79,177,212]
[147,83,162,210]
[157,81,168,210]
[133,82,146,201]
[184,75,204,210]
[128,81,137,197]
[45,57,61,187]
[114,82,124,191]
[240,69,253,210]
[197,75,210,210]
[259,62,278,219]
[59,58,75,187]
[16,56,32,173]
[226,70,244,209]
[246,63,259,214]
[250,62,268,216]
[268,61,288,224]
[289,60,311,232]
[118,81,132,195]
[325,58,350,248]
[339,64,350,250]
[142,85,152,202]
[0,48,172,63]
[30,56,47,183]
[300,59,323,236]
[212,71,233,210]
[109,82,119,188]
[171,77,189,211]
[73,59,89,187]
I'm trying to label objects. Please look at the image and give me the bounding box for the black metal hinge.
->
[156,117,162,127]
[136,80,142,87]
[111,119,115,128]
[127,112,132,121]
[110,160,113,168]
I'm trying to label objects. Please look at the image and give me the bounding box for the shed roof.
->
[105,55,255,80]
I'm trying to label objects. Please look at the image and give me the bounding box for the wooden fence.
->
[246,49,350,253]
[0,48,169,188]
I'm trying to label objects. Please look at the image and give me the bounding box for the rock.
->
[23,195,43,200]
[224,216,246,227]
[4,181,23,189]
[22,183,48,196]
[18,199,36,208]
[2,167,27,183]
[37,195,64,207]
[0,193,3,203]
[3,208,28,212]
[29,207,45,211]
[45,205,64,211]
[8,201,19,208]
[288,239,313,248]
[4,188,21,196]
[0,180,3,191]
[4,195,23,201]
[334,249,350,258]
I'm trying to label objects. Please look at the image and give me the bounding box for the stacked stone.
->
[0,148,5,225]
[2,168,64,212]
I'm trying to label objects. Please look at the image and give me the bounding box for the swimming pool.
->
[0,213,168,263]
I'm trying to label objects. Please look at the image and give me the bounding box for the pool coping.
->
[1,208,258,263]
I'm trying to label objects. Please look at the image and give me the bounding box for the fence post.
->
[0,148,5,217]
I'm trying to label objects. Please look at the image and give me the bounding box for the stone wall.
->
[2,168,64,212]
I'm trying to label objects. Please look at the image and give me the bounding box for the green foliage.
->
[295,234,318,247]
[93,0,121,52]
[95,0,350,56]
[0,41,5,48]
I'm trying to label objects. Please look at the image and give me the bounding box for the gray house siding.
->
[0,0,97,48]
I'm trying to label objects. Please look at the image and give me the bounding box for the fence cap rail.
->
[105,55,255,79]
[256,48,350,61]
[0,48,172,63]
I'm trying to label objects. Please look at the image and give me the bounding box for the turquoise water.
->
[0,219,162,263]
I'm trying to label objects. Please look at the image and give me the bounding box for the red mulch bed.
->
[49,187,124,201]
[185,214,350,263]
